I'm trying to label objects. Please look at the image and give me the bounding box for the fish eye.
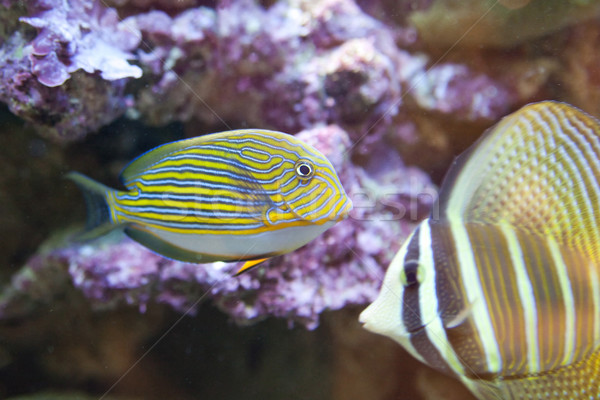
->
[295,160,314,180]
[402,260,421,288]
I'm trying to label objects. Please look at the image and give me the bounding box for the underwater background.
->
[1,0,600,399]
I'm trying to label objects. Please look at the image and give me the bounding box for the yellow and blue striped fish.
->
[68,129,352,274]
[360,101,600,399]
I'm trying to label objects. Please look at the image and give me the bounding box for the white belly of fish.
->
[145,221,336,259]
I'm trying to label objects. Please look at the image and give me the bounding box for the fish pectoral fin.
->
[445,300,477,329]
[234,258,270,276]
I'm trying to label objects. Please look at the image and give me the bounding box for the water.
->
[1,0,599,399]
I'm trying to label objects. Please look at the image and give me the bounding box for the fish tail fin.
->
[66,172,119,240]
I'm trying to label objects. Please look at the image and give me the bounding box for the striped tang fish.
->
[68,129,352,275]
[360,101,600,399]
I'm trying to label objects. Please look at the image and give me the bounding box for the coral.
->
[128,0,520,171]
[0,0,141,141]
[262,34,401,131]
[20,0,142,86]
[0,0,591,143]
[129,0,406,133]
[0,0,532,145]
[407,62,512,121]
[0,125,433,328]
[0,49,131,142]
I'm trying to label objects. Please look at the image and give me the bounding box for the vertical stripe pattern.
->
[360,101,600,400]
[385,217,600,380]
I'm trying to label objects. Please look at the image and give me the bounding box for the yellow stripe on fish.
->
[360,101,600,399]
[68,129,352,272]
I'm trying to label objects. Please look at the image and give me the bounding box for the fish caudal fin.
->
[66,172,118,240]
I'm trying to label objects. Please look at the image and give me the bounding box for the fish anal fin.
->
[234,258,270,276]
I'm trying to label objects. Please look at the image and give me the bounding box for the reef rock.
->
[0,1,140,141]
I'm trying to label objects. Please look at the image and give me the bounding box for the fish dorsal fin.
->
[438,101,600,252]
[119,129,273,186]
[120,129,278,220]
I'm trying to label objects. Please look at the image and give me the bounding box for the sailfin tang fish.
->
[68,129,352,272]
[360,101,600,399]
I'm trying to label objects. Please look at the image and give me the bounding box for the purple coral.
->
[0,0,143,141]
[21,0,142,87]
[122,0,411,131]
[0,0,520,142]
[407,63,512,121]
